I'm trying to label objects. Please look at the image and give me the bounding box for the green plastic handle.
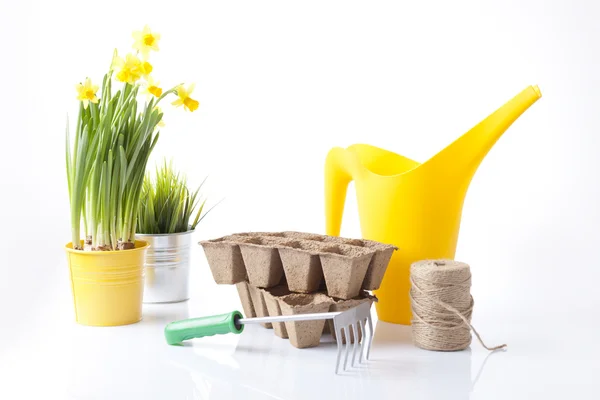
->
[164,310,244,345]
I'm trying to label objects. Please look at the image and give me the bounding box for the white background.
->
[1,0,599,399]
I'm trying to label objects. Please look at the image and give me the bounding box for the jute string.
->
[409,259,506,352]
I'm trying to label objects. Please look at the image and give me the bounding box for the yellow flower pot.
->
[65,240,149,326]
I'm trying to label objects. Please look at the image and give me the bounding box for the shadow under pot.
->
[136,230,193,303]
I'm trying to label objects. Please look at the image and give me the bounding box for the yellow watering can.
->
[325,85,542,325]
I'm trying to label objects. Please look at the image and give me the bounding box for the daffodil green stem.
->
[67,71,163,251]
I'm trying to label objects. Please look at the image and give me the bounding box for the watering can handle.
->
[325,147,355,236]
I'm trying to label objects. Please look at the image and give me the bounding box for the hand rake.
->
[164,302,374,374]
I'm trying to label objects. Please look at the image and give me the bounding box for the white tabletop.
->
[2,259,598,400]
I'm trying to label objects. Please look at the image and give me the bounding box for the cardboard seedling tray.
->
[200,231,396,297]
[284,231,397,291]
[233,283,376,348]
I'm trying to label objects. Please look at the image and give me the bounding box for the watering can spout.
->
[424,85,542,185]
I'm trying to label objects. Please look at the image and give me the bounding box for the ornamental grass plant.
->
[137,160,218,235]
[66,26,199,251]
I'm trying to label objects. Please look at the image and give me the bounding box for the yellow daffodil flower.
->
[144,76,163,98]
[133,25,160,58]
[154,106,165,127]
[140,60,153,77]
[172,84,199,112]
[112,53,148,84]
[75,78,99,109]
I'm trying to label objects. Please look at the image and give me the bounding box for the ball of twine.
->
[409,259,506,352]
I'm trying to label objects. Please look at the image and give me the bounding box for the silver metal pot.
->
[136,230,193,303]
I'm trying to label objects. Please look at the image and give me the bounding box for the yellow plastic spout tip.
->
[532,85,542,98]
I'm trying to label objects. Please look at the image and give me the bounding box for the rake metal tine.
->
[358,318,367,364]
[351,323,359,367]
[335,325,343,374]
[343,326,351,371]
[366,314,374,361]
[330,302,375,372]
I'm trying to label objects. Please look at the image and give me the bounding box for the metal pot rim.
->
[135,228,195,238]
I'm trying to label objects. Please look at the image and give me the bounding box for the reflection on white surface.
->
[155,315,504,400]
[37,301,497,399]
[2,274,600,400]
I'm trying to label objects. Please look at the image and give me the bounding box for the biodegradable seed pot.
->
[235,282,256,318]
[248,285,273,329]
[136,230,193,303]
[65,240,149,326]
[262,285,292,338]
[278,293,333,348]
